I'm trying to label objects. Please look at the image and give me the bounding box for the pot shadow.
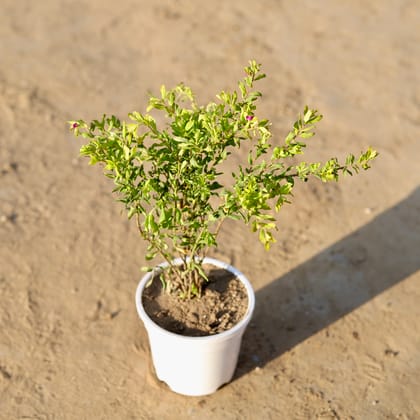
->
[234,186,420,379]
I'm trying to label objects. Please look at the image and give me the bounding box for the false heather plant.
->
[69,60,377,299]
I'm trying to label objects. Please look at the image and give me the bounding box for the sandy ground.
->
[1,1,419,419]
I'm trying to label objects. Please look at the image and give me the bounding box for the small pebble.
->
[384,348,399,357]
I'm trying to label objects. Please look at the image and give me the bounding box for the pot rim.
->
[135,256,255,343]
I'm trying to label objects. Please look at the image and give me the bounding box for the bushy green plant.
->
[69,60,377,299]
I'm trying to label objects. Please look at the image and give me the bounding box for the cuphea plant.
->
[69,60,377,299]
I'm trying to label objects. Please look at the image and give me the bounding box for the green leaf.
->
[126,123,138,133]
[209,181,223,190]
[285,131,295,144]
[123,145,130,160]
[160,85,166,99]
[127,207,137,219]
[300,132,314,138]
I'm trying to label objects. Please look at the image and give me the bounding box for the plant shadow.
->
[234,186,420,379]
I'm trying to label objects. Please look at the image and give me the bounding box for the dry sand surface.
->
[1,1,420,419]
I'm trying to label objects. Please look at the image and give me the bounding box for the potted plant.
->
[69,60,377,396]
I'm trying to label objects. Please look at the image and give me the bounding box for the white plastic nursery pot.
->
[135,257,255,396]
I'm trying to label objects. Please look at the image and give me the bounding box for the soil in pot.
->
[142,264,248,337]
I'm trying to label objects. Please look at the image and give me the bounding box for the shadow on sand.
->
[235,186,420,379]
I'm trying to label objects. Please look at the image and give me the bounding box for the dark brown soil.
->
[142,265,248,337]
